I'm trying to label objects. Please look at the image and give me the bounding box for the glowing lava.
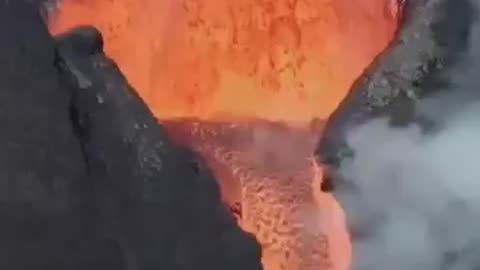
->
[162,118,350,270]
[49,0,400,122]
[49,0,402,269]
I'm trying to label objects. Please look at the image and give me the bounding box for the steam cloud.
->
[336,1,480,269]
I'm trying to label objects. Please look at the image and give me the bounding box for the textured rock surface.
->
[0,2,109,269]
[316,0,475,173]
[56,26,263,270]
[0,1,262,269]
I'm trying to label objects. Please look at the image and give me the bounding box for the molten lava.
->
[49,0,401,122]
[49,0,402,269]
[163,118,349,270]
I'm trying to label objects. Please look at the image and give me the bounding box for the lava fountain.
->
[49,0,402,269]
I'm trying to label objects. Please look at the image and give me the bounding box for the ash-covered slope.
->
[0,1,262,270]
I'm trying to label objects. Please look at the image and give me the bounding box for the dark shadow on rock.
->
[0,1,125,269]
[55,26,263,270]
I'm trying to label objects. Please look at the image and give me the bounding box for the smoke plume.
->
[337,1,480,269]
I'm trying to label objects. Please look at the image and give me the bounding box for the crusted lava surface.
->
[162,118,349,270]
[162,118,324,206]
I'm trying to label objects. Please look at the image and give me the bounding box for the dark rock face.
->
[316,0,476,174]
[0,2,105,269]
[56,27,262,270]
[0,1,262,270]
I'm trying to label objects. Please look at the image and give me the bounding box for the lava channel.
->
[48,0,404,269]
[162,118,351,270]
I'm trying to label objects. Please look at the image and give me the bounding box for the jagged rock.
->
[316,0,475,173]
[55,26,263,270]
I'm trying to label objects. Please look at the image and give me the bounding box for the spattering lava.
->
[48,0,402,269]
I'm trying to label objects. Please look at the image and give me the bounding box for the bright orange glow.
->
[162,118,352,270]
[49,1,401,269]
[49,0,400,123]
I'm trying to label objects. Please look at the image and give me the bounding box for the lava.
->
[48,0,402,269]
[163,118,350,270]
[49,0,401,123]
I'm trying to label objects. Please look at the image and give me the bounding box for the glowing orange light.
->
[49,1,401,269]
[49,0,400,123]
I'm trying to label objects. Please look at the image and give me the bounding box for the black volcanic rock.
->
[0,1,123,269]
[316,0,476,174]
[55,27,262,270]
[0,2,262,269]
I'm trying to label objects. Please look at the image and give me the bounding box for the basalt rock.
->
[55,26,263,270]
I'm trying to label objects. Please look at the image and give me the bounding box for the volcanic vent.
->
[49,0,402,269]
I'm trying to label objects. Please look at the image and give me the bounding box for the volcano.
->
[48,0,403,269]
[1,0,477,270]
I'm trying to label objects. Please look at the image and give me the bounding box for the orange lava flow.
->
[49,0,401,269]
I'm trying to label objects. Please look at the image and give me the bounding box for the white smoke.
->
[340,112,480,269]
[336,1,480,269]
